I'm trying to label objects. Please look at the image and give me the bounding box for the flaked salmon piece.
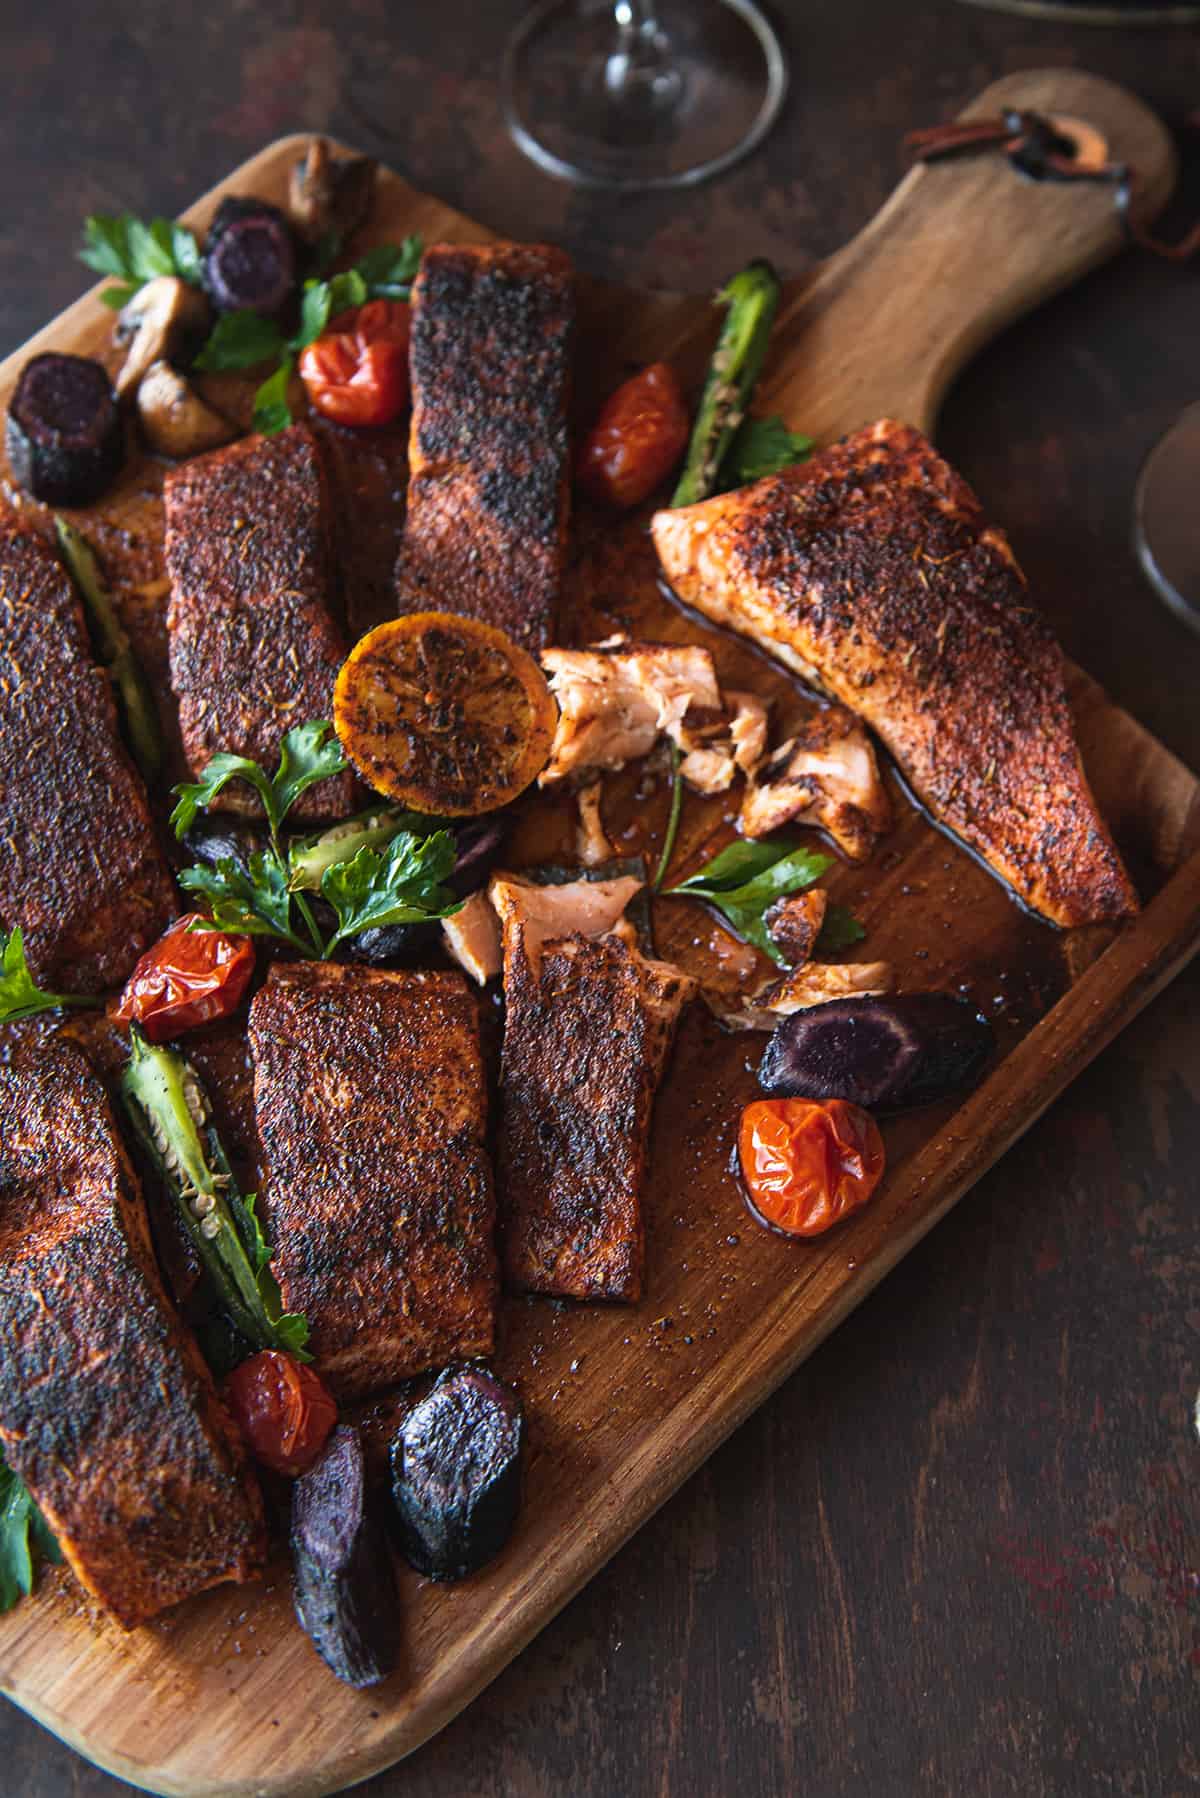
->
[770,959,895,1011]
[709,959,895,1032]
[576,777,613,866]
[0,1039,266,1627]
[492,873,696,1301]
[679,687,770,795]
[397,242,574,651]
[539,638,722,783]
[442,889,503,985]
[764,889,828,965]
[729,689,770,774]
[739,705,891,861]
[488,872,642,969]
[653,419,1138,927]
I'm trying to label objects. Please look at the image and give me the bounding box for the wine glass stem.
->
[607,0,677,106]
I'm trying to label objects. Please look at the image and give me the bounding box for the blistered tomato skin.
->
[112,914,255,1042]
[578,362,689,510]
[738,1097,885,1238]
[225,1350,338,1477]
[299,299,410,429]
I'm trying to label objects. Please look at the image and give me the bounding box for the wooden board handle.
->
[763,68,1176,441]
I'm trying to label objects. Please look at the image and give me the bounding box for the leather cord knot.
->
[905,107,1200,262]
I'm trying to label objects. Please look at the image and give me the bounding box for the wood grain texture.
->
[2,47,1200,1798]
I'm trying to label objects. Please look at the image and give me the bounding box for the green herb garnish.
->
[815,902,867,953]
[171,721,347,841]
[0,1453,60,1614]
[667,838,833,966]
[0,927,97,1026]
[173,721,460,958]
[120,1030,309,1361]
[193,235,423,434]
[192,310,287,372]
[652,741,684,892]
[320,831,460,952]
[721,414,813,488]
[80,212,203,308]
[250,356,296,435]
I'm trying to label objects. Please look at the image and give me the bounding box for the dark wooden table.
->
[4,4,1200,1793]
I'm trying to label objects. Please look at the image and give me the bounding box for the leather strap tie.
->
[905,107,1200,263]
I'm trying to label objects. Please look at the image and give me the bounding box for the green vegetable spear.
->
[671,259,782,508]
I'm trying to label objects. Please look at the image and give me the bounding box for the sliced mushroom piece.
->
[114,277,210,400]
[136,361,237,459]
[287,137,379,245]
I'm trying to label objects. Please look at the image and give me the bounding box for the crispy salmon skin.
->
[249,962,496,1398]
[0,1038,266,1628]
[653,420,1138,928]
[164,423,356,820]
[397,241,574,650]
[0,524,175,992]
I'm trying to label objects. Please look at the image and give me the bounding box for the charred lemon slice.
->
[334,612,558,815]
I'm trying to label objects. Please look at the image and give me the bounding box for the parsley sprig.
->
[0,1453,60,1614]
[667,838,862,966]
[173,720,461,957]
[80,212,203,310]
[721,415,813,488]
[0,927,98,1026]
[193,236,422,434]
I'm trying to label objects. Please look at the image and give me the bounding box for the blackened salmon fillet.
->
[396,241,574,651]
[0,1038,266,1628]
[491,876,696,1301]
[653,419,1138,929]
[164,423,356,819]
[0,525,175,992]
[248,962,496,1398]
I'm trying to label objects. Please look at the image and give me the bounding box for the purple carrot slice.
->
[292,1425,399,1688]
[758,993,994,1112]
[203,198,296,316]
[6,353,123,505]
[390,1366,523,1581]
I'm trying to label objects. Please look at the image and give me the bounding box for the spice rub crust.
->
[164,423,356,820]
[397,242,574,652]
[0,524,176,992]
[249,962,497,1398]
[0,1038,266,1628]
[653,419,1138,927]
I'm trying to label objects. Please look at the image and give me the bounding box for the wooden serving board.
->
[3,67,1199,1798]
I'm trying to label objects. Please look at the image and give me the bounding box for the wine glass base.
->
[502,0,788,191]
[1133,401,1200,636]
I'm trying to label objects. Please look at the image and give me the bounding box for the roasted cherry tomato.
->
[113,914,254,1042]
[298,298,410,428]
[738,1097,885,1238]
[225,1350,338,1477]
[578,361,689,509]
